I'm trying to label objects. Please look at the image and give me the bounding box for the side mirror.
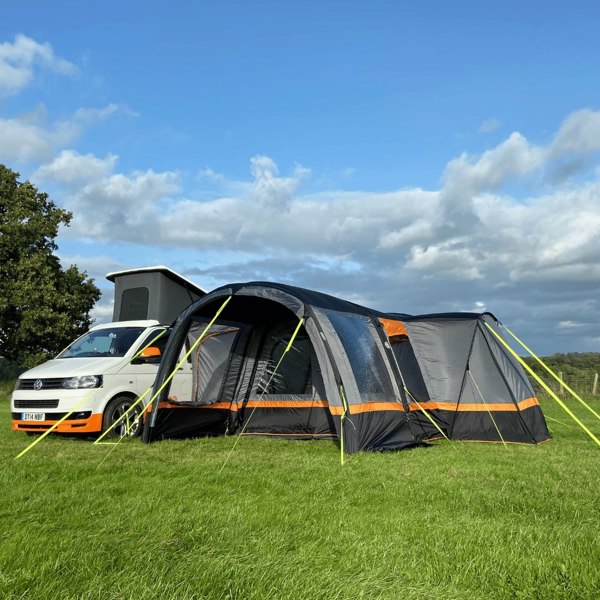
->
[141,346,161,358]
[131,346,161,364]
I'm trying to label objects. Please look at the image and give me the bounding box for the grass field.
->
[1,382,600,600]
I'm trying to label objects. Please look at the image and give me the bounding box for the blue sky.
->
[1,2,600,354]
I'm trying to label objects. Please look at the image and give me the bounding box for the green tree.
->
[0,164,100,368]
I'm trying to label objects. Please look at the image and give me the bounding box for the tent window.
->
[187,323,240,405]
[253,325,316,396]
[326,311,395,402]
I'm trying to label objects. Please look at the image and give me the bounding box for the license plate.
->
[22,412,45,421]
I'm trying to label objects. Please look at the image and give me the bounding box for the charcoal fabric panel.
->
[441,407,545,443]
[347,411,420,451]
[239,400,336,437]
[152,407,228,440]
[404,319,477,405]
[391,338,431,403]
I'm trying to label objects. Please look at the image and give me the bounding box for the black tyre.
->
[102,395,143,438]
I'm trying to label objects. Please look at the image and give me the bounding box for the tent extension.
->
[393,313,549,444]
[142,282,549,453]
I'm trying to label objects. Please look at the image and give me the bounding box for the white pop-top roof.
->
[105,265,206,294]
[89,320,162,331]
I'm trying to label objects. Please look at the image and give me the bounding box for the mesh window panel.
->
[326,311,395,403]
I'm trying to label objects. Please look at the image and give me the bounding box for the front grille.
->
[18,378,66,390]
[14,399,60,409]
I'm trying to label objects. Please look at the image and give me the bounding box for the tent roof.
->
[208,281,394,318]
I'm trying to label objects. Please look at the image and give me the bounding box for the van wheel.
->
[102,396,143,438]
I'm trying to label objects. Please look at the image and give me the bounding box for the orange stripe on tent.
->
[156,397,538,414]
[157,400,330,411]
[378,318,408,337]
[329,397,539,415]
[410,397,539,412]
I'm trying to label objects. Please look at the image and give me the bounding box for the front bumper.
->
[11,389,105,434]
[11,412,103,433]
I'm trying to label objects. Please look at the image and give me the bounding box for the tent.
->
[142,282,549,452]
[390,313,549,444]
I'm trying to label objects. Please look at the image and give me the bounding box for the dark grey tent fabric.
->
[143,283,418,452]
[143,283,549,452]
[402,313,548,443]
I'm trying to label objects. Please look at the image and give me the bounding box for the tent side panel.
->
[318,309,417,453]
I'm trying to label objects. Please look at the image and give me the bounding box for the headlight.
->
[63,375,103,389]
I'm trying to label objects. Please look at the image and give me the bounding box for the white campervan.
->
[10,266,205,437]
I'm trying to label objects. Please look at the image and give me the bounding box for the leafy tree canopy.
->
[0,164,100,368]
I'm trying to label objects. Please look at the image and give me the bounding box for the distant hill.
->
[522,353,600,396]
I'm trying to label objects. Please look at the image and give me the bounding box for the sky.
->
[1,1,600,355]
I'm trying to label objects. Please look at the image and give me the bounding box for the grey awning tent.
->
[142,282,549,453]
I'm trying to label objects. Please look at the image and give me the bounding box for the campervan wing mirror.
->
[132,346,161,364]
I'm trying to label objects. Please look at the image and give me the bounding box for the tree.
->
[0,164,100,368]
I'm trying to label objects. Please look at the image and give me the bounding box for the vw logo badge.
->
[33,379,43,391]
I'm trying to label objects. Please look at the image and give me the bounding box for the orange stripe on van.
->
[378,318,408,337]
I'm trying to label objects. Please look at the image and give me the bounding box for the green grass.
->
[1,389,600,600]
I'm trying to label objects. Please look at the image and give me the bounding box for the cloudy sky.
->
[1,2,599,354]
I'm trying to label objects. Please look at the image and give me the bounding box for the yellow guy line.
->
[15,329,169,459]
[16,386,103,459]
[467,370,507,449]
[503,325,600,423]
[95,295,233,447]
[403,386,451,443]
[338,383,349,465]
[218,317,305,476]
[484,322,600,448]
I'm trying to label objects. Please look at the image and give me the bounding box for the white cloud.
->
[7,107,600,352]
[0,34,76,97]
[478,118,501,134]
[0,103,128,164]
[250,155,309,209]
[34,150,118,184]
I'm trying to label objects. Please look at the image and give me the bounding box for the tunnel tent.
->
[142,282,550,453]
[143,282,424,453]
[389,313,549,444]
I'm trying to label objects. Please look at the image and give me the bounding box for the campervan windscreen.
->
[57,327,146,358]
